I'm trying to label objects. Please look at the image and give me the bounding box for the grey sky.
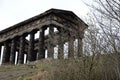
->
[0,0,90,31]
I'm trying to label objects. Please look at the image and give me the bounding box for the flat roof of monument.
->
[0,8,88,35]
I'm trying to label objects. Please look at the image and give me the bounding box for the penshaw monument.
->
[0,9,88,65]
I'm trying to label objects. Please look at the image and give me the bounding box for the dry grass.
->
[25,54,120,80]
[1,53,120,80]
[25,70,48,80]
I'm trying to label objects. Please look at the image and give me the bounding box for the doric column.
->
[33,50,37,60]
[2,41,10,64]
[10,38,16,64]
[78,38,83,57]
[58,43,64,59]
[37,29,45,59]
[28,31,36,62]
[18,35,26,64]
[58,29,64,59]
[77,31,83,57]
[68,35,74,58]
[0,44,2,60]
[47,26,54,59]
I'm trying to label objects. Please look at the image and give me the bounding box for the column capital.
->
[77,31,84,39]
[30,30,37,34]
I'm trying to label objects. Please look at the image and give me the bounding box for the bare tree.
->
[84,0,120,54]
[82,0,120,79]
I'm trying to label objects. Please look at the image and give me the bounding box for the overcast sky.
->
[0,0,91,31]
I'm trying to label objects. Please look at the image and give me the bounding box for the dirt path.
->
[0,69,33,80]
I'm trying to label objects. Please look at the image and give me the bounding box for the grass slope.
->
[0,54,120,80]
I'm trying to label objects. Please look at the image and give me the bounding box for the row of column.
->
[0,26,83,65]
[0,28,45,64]
[46,26,83,59]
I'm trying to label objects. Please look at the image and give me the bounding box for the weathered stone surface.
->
[10,38,16,64]
[0,44,2,60]
[58,29,64,59]
[68,35,74,58]
[37,29,45,59]
[18,35,26,64]
[28,31,36,62]
[47,26,54,59]
[2,41,10,64]
[78,38,83,57]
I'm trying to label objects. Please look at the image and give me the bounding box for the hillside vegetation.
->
[0,53,120,80]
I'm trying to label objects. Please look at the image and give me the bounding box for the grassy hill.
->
[0,53,120,80]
